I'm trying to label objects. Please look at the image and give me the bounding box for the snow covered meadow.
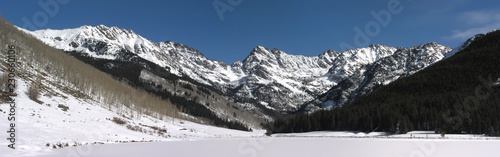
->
[0,75,498,157]
[37,133,500,157]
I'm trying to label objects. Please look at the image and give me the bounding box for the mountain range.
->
[20,25,455,118]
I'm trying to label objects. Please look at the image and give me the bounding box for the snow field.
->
[38,136,500,157]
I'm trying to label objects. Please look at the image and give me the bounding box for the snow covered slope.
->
[0,79,264,156]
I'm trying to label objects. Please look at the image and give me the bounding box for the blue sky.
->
[1,0,499,64]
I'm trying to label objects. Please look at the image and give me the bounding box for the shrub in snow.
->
[57,104,69,111]
[112,117,127,125]
[28,83,40,102]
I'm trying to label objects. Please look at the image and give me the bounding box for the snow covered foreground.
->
[1,79,499,157]
[38,135,500,157]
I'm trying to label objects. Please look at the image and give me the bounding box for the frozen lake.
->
[38,137,500,157]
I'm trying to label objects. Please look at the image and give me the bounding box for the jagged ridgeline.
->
[270,30,500,135]
[0,16,251,131]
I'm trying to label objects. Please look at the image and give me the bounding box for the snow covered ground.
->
[37,135,500,157]
[1,69,499,157]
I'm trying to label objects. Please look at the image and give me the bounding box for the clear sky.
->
[1,0,499,64]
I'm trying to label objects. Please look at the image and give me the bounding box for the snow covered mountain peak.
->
[327,44,398,82]
[319,49,341,57]
[345,44,396,60]
[243,46,274,61]
[68,24,141,44]
[410,42,451,57]
[158,41,209,61]
[23,25,161,60]
[445,34,485,59]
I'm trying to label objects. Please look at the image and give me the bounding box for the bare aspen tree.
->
[0,73,9,92]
